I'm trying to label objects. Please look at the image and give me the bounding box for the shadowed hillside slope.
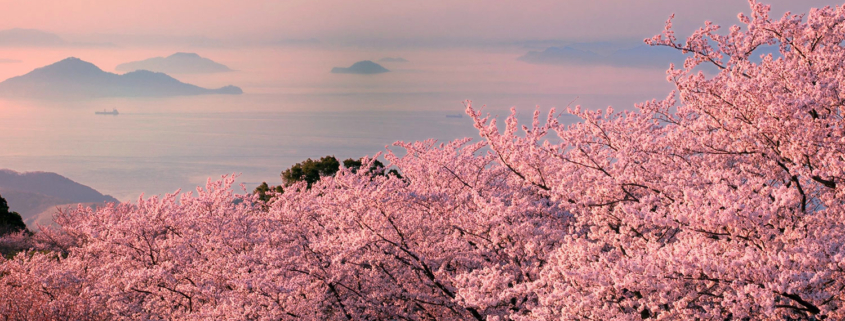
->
[0,169,117,228]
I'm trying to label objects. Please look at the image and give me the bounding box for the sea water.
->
[0,46,671,201]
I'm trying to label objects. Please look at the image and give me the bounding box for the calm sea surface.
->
[0,93,582,200]
[0,46,671,200]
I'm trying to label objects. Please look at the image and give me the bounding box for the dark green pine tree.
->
[253,182,284,203]
[281,156,341,188]
[0,194,27,236]
[258,155,403,201]
[343,157,402,179]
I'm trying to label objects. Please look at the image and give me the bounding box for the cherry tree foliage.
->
[2,1,845,319]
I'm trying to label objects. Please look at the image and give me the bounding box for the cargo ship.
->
[95,108,119,115]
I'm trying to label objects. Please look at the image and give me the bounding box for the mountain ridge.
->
[0,28,65,47]
[116,52,233,74]
[331,60,390,74]
[0,57,243,98]
[0,169,118,228]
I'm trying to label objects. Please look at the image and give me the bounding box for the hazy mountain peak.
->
[0,169,116,203]
[0,57,243,98]
[331,60,389,74]
[116,53,232,74]
[216,85,244,94]
[0,28,65,47]
[169,52,201,59]
[122,69,176,79]
[0,169,117,228]
[35,57,105,75]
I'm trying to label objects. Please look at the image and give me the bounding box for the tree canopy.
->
[256,156,399,202]
[253,182,284,203]
[0,194,26,236]
[281,155,341,187]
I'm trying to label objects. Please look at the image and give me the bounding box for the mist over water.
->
[0,46,672,201]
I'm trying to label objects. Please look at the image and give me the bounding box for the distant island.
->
[116,52,233,74]
[0,169,117,228]
[378,57,409,63]
[0,28,112,47]
[517,46,601,65]
[331,60,389,74]
[0,28,65,47]
[518,45,687,68]
[0,57,243,98]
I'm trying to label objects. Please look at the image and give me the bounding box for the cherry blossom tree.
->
[1,1,844,320]
[515,2,845,319]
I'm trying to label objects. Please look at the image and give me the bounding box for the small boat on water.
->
[95,108,119,115]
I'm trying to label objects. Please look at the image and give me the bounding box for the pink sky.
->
[1,1,841,44]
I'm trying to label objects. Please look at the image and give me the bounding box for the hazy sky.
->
[1,1,842,46]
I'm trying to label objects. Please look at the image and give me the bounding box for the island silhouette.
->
[0,28,113,47]
[378,57,409,63]
[518,44,688,68]
[0,57,243,98]
[0,169,118,228]
[0,28,65,47]
[331,60,389,74]
[116,52,233,74]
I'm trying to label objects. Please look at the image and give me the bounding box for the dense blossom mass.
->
[2,1,845,319]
